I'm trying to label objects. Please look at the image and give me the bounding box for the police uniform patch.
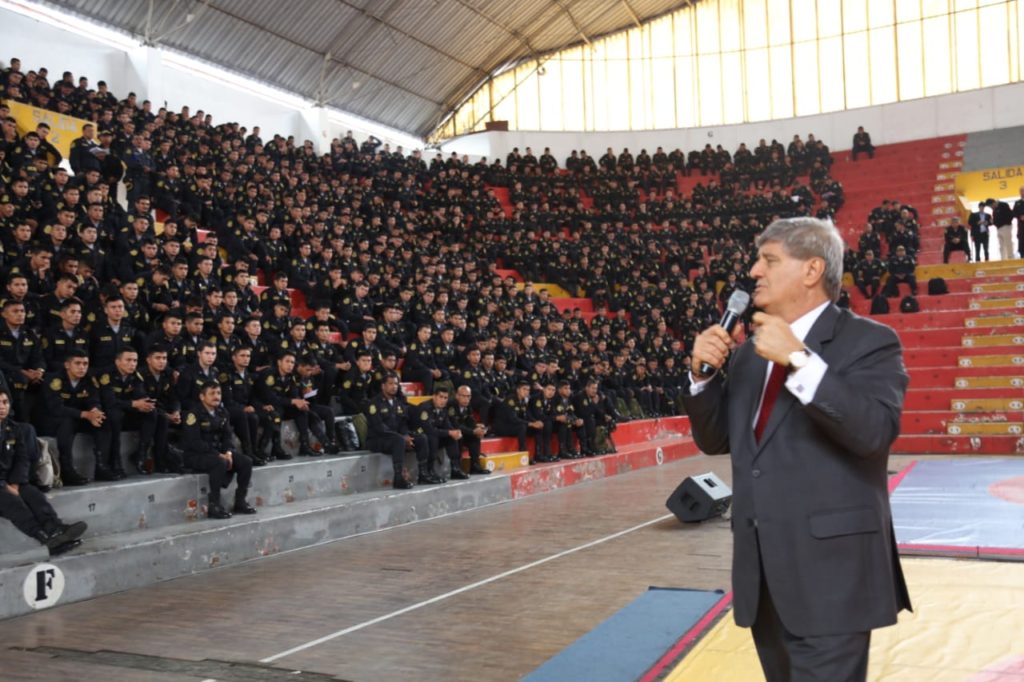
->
[368,404,377,415]
[49,377,61,391]
[186,412,197,426]
[420,411,428,421]
[535,400,542,407]
[343,380,351,389]
[100,374,111,385]
[266,376,275,386]
[464,371,472,378]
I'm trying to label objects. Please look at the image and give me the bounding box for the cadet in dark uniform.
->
[854,250,885,300]
[89,295,138,372]
[365,372,429,489]
[141,344,182,473]
[96,348,157,478]
[43,298,90,371]
[0,298,45,422]
[883,245,918,297]
[219,346,264,465]
[449,385,491,475]
[180,380,256,520]
[0,389,88,555]
[402,324,443,393]
[573,379,617,456]
[493,380,542,463]
[255,351,321,458]
[40,349,101,485]
[553,380,584,458]
[528,383,557,462]
[339,352,375,415]
[410,387,467,482]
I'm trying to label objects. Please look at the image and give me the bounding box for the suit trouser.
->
[751,552,870,682]
[997,225,1014,260]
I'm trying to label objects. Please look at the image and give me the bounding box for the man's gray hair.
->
[755,217,845,301]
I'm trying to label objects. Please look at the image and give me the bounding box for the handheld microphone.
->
[698,289,750,377]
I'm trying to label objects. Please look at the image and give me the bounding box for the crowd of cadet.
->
[0,55,877,548]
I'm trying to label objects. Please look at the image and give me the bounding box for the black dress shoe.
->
[469,463,491,475]
[134,459,150,475]
[418,473,442,485]
[61,469,90,486]
[274,451,293,460]
[48,538,82,555]
[393,476,413,490]
[232,501,258,514]
[206,503,232,520]
[449,468,469,480]
[94,467,119,482]
[111,468,128,481]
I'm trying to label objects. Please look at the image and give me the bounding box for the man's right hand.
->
[691,324,739,377]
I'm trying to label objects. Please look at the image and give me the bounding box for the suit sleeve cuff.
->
[689,371,715,395]
[785,352,828,405]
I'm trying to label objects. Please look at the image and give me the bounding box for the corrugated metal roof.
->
[35,0,691,137]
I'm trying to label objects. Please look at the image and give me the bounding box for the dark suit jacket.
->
[681,304,912,637]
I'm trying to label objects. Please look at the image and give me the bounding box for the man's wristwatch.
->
[787,347,811,372]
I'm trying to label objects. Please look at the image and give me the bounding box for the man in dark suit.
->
[988,197,1014,260]
[682,217,911,682]
[968,202,991,262]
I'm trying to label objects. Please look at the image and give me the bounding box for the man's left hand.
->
[751,312,805,367]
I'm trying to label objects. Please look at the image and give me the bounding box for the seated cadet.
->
[97,348,158,478]
[255,350,321,458]
[552,380,584,459]
[402,324,442,394]
[209,313,239,371]
[493,380,544,464]
[309,321,345,402]
[410,386,466,482]
[42,297,90,371]
[180,381,256,520]
[365,371,429,489]
[141,344,183,473]
[88,294,138,372]
[175,340,219,411]
[573,379,618,457]
[143,310,187,372]
[0,389,88,554]
[529,383,557,463]
[237,317,271,372]
[449,385,491,475]
[294,354,340,454]
[339,351,375,415]
[219,346,265,465]
[0,298,45,423]
[39,349,101,485]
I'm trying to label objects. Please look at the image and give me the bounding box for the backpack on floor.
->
[927,277,949,295]
[870,296,890,315]
[900,295,920,313]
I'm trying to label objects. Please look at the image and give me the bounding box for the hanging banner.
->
[2,99,92,160]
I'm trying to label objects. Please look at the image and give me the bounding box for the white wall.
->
[0,4,422,152]
[439,82,1024,163]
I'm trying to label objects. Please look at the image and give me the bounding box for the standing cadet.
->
[449,385,491,475]
[365,372,429,489]
[410,387,466,482]
[180,381,256,520]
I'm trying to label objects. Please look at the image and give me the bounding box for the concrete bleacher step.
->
[904,345,1023,368]
[0,476,512,620]
[946,421,1023,436]
[903,387,1022,410]
[907,366,1020,388]
[950,397,1024,412]
[892,434,1024,455]
[917,261,1024,280]
[0,451,390,556]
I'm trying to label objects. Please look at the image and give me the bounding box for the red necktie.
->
[754,363,788,443]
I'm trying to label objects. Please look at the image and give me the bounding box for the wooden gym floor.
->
[0,454,920,682]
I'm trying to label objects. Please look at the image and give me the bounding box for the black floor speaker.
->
[666,472,732,523]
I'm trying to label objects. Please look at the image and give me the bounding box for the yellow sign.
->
[2,99,92,160]
[955,165,1024,205]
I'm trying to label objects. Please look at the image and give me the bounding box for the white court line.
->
[259,513,674,664]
